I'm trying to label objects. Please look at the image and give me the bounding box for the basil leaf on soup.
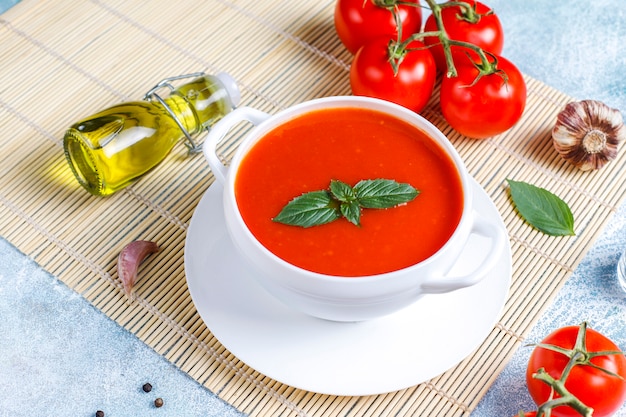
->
[330,179,357,203]
[274,179,420,228]
[273,190,341,228]
[507,179,575,236]
[354,179,419,209]
[340,200,362,227]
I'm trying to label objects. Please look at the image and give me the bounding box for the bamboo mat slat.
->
[1,1,625,416]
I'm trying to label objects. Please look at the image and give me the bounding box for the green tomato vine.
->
[381,0,502,80]
[525,322,625,417]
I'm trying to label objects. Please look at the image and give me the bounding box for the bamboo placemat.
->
[1,0,625,416]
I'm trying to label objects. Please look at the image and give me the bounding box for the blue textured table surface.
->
[1,1,625,416]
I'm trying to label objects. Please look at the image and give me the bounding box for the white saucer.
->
[185,178,511,396]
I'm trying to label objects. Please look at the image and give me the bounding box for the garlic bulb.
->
[552,100,626,171]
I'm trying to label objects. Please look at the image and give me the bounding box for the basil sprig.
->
[273,179,419,228]
[507,179,575,236]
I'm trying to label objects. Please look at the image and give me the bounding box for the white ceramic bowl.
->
[203,96,505,322]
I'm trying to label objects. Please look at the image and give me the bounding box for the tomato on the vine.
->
[350,37,436,113]
[439,54,526,139]
[526,324,626,417]
[423,0,504,73]
[334,0,422,54]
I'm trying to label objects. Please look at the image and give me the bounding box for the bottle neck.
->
[162,95,201,137]
[170,75,234,130]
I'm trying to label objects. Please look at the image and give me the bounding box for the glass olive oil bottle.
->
[63,72,240,196]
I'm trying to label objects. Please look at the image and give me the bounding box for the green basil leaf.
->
[274,178,420,228]
[507,179,575,236]
[354,179,419,209]
[330,179,356,203]
[340,200,361,226]
[273,190,341,228]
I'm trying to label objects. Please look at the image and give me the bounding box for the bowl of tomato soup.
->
[203,96,505,322]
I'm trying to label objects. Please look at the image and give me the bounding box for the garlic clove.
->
[552,100,626,171]
[117,240,160,301]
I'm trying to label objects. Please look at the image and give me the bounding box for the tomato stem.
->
[531,322,626,382]
[374,0,427,8]
[387,39,408,76]
[529,322,626,417]
[382,0,497,79]
[371,0,402,8]
[439,1,490,23]
[532,369,594,417]
[420,0,495,78]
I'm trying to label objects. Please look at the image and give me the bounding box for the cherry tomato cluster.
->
[519,323,626,417]
[334,0,527,139]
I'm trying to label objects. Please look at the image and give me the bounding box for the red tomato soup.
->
[234,107,463,277]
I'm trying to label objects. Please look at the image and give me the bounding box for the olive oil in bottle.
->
[63,72,240,196]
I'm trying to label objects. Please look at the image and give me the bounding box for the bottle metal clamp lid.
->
[143,71,240,154]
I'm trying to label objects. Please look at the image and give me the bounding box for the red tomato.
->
[526,325,626,417]
[350,37,436,113]
[334,0,422,54]
[439,54,526,138]
[423,0,504,73]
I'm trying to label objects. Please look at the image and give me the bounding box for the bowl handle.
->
[420,210,507,294]
[203,106,271,184]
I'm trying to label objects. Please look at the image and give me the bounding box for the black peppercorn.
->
[142,383,152,393]
[95,411,104,417]
[154,397,164,408]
